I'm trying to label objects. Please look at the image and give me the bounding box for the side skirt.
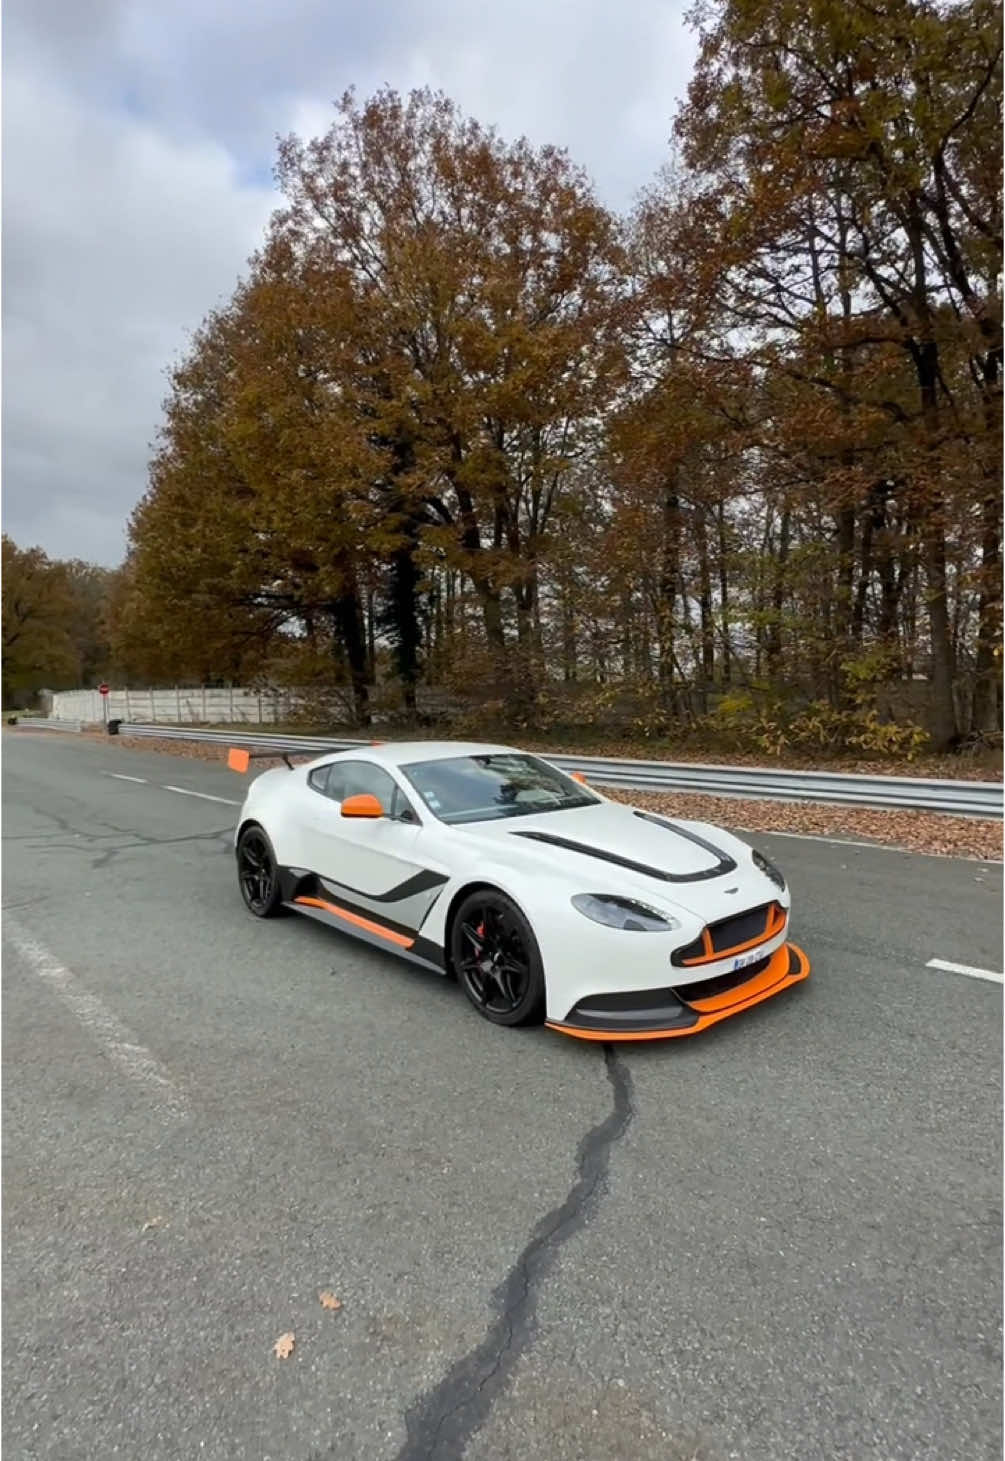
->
[284,893,447,975]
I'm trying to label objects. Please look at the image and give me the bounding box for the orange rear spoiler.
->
[227,746,295,772]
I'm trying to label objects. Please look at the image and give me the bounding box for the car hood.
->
[452,799,779,922]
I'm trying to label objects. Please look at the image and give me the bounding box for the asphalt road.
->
[2,730,1001,1461]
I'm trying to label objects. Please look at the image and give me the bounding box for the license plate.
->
[732,948,764,972]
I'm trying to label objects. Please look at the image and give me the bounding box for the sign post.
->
[99,683,110,725]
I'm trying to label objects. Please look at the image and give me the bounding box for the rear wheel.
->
[237,825,284,918]
[451,890,545,1027]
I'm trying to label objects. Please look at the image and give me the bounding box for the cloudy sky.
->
[4,0,697,567]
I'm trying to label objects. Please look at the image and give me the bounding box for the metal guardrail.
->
[101,722,1003,818]
[114,724,361,754]
[12,717,83,732]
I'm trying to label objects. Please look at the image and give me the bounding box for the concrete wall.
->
[49,687,299,724]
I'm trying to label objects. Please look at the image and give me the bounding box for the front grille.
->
[671,902,784,967]
[673,954,772,1004]
[708,902,774,952]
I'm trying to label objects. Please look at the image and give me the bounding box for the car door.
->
[302,759,448,934]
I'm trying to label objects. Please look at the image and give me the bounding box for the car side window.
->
[388,782,420,823]
[307,765,331,796]
[317,760,419,821]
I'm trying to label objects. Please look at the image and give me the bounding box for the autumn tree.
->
[116,67,999,756]
[662,0,1002,747]
[2,537,85,702]
[270,87,627,715]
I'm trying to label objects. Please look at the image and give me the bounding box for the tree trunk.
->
[332,585,371,728]
[620,590,633,680]
[973,348,1003,732]
[764,504,791,685]
[921,511,956,750]
[481,585,505,654]
[915,336,957,750]
[365,588,376,678]
[973,488,1003,733]
[904,197,957,750]
[833,504,856,706]
[716,500,731,685]
[695,505,715,693]
[852,499,875,649]
[388,538,421,716]
[658,486,681,705]
[561,581,577,682]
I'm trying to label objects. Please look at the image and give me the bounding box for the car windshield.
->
[400,753,600,825]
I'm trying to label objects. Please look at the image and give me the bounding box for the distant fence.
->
[47,686,301,725]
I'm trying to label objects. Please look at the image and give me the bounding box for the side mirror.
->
[340,793,384,819]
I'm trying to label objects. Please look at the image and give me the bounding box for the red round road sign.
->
[98,683,110,696]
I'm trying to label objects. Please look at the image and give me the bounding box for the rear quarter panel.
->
[238,767,312,867]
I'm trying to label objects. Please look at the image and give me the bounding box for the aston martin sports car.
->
[229,741,810,1040]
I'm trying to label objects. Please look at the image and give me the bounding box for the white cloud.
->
[3,62,276,564]
[2,0,696,565]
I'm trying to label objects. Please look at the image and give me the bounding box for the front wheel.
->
[236,824,284,918]
[451,890,546,1027]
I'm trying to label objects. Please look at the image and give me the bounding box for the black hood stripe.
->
[510,827,736,883]
[631,810,738,870]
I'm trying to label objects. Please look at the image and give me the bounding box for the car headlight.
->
[571,894,680,932]
[752,848,786,891]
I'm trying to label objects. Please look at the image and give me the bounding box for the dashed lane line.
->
[926,958,1003,986]
[162,785,241,806]
[102,770,239,807]
[747,827,1003,863]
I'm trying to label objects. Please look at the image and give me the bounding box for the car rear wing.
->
[227,747,296,773]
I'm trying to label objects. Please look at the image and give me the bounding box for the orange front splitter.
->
[546,942,810,1042]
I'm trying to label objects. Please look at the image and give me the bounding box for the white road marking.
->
[4,920,188,1118]
[926,958,1003,986]
[162,785,240,806]
[742,826,1003,863]
[106,772,148,784]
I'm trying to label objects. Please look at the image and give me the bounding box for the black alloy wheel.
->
[237,825,283,918]
[451,890,545,1027]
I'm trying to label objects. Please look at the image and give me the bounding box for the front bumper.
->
[546,941,810,1041]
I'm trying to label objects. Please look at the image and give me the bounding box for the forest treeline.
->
[1,537,117,707]
[6,0,1002,754]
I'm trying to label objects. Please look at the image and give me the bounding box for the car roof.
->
[331,740,525,769]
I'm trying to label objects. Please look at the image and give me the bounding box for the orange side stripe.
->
[682,904,787,967]
[294,896,415,948]
[547,944,810,1042]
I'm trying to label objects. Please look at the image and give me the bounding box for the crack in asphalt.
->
[2,803,234,869]
[384,1045,635,1461]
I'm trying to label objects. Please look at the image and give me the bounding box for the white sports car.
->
[230,741,810,1040]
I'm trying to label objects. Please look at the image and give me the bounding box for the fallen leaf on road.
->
[141,1216,165,1232]
[319,1291,342,1311]
[273,1332,295,1359]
